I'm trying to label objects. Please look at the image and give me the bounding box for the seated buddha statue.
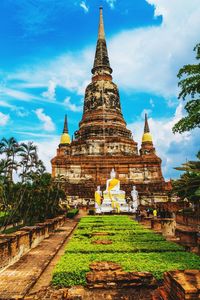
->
[105,168,123,194]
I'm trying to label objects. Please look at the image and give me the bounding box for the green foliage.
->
[0,211,8,217]
[52,216,200,287]
[0,212,20,227]
[173,43,200,133]
[66,209,79,219]
[173,152,200,211]
[0,137,65,228]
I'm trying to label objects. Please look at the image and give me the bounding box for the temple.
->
[51,7,171,203]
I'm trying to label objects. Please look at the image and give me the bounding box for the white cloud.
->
[9,49,92,98]
[106,0,116,9]
[15,131,54,138]
[8,0,200,103]
[0,112,9,126]
[0,100,29,117]
[80,1,89,13]
[128,103,200,179]
[34,108,55,132]
[15,107,29,117]
[149,98,155,108]
[1,87,39,102]
[109,0,200,98]
[63,96,83,112]
[42,79,57,101]
[0,100,15,109]
[35,137,60,172]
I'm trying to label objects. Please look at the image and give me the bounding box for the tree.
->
[172,152,200,213]
[173,43,200,133]
[0,137,19,181]
[19,142,38,182]
[0,137,65,228]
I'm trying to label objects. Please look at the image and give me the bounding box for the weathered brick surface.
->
[0,215,66,272]
[161,219,176,237]
[86,262,157,289]
[175,225,198,247]
[151,219,162,231]
[153,270,200,300]
[27,285,154,300]
[0,220,76,299]
[141,217,153,228]
[92,240,113,245]
[176,213,200,227]
[151,218,176,237]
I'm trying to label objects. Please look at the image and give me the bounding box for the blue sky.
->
[0,0,199,178]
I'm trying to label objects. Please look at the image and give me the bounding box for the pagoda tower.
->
[51,8,171,202]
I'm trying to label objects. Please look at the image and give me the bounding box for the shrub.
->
[66,209,79,219]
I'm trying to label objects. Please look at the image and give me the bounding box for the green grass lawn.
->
[52,215,200,287]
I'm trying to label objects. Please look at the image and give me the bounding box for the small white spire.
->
[98,6,105,39]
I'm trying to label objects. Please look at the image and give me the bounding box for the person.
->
[153,208,157,218]
[136,208,141,221]
[146,208,150,217]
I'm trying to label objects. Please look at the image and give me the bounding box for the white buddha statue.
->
[95,185,102,213]
[106,168,120,193]
[98,169,128,213]
[130,185,139,212]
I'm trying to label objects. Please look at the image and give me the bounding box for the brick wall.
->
[0,215,65,271]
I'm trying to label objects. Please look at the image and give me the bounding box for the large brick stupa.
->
[51,8,171,203]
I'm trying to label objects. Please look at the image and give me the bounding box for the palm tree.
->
[0,137,19,181]
[19,142,37,182]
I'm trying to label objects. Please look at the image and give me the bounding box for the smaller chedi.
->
[95,169,138,214]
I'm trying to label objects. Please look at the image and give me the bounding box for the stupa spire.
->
[142,114,153,143]
[144,113,150,133]
[60,115,70,145]
[63,115,68,133]
[92,7,112,74]
[98,6,105,39]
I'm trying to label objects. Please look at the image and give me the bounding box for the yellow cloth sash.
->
[107,178,120,212]
[108,178,119,191]
[95,191,101,206]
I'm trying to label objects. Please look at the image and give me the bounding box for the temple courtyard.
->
[0,2,199,300]
[0,211,199,300]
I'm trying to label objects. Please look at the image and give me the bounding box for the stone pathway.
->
[28,215,83,295]
[0,219,78,300]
